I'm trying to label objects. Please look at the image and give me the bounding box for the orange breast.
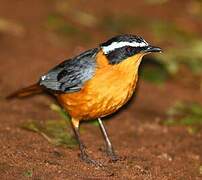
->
[57,51,143,120]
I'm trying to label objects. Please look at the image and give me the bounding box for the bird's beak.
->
[142,45,162,53]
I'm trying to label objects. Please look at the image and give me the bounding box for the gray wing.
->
[39,48,98,93]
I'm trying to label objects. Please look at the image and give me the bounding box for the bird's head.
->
[100,34,161,65]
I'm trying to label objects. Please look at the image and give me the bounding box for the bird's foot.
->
[79,152,103,167]
[100,147,120,162]
[106,148,120,162]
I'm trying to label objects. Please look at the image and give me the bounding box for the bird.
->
[7,34,161,165]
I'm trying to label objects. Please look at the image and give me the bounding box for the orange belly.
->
[57,73,138,120]
[57,51,142,121]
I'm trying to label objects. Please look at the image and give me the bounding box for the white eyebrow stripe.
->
[102,41,149,54]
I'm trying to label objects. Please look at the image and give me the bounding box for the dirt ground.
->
[1,0,202,179]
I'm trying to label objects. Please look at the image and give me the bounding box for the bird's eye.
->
[126,46,132,52]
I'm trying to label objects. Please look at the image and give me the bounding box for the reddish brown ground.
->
[0,0,202,179]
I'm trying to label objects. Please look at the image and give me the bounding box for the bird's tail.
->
[6,83,43,99]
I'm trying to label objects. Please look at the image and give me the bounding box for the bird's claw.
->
[106,148,119,162]
[79,152,103,167]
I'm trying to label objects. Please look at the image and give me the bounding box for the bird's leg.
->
[98,118,119,162]
[71,118,102,166]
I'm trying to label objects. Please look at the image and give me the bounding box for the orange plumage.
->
[7,34,161,164]
[57,51,144,127]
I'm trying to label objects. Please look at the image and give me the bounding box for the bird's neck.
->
[96,51,143,72]
[113,54,143,74]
